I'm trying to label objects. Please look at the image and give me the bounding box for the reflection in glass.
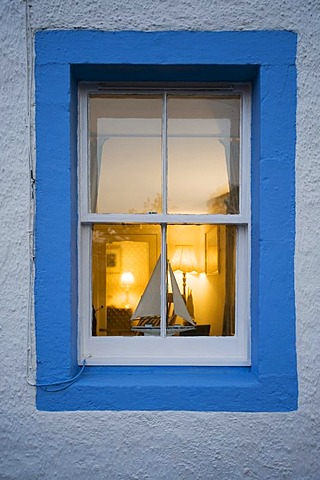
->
[92,223,236,337]
[89,95,162,214]
[167,96,240,214]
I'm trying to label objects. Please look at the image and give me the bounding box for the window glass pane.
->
[92,224,160,336]
[89,95,162,214]
[167,96,240,214]
[92,223,236,337]
[167,224,236,336]
[92,225,237,336]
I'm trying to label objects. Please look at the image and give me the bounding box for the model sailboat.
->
[131,257,196,336]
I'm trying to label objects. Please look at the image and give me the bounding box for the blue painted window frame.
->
[35,30,297,411]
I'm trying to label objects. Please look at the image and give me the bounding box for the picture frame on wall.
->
[106,244,121,273]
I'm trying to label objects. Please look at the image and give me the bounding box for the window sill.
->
[36,366,297,412]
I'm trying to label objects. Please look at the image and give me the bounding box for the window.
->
[79,86,250,365]
[35,30,297,411]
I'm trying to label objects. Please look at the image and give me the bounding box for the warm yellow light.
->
[120,272,135,286]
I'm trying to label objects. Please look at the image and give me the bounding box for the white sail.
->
[131,257,161,319]
[131,257,195,326]
[169,264,195,326]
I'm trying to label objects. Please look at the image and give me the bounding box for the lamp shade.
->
[170,245,199,273]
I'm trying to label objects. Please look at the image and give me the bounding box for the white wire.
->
[24,0,36,385]
[27,359,88,392]
[23,5,88,393]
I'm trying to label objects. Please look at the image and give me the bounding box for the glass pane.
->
[167,96,240,214]
[89,95,162,214]
[92,223,236,337]
[167,224,236,336]
[92,224,161,336]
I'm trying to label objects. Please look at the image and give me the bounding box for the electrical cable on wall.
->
[23,4,87,393]
[24,0,37,387]
[27,359,87,392]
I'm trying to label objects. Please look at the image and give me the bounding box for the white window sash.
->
[78,83,251,366]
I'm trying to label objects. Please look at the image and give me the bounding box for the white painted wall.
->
[1,0,319,478]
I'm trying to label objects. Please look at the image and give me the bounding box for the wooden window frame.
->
[78,84,251,366]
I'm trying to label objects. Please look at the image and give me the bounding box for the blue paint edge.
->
[35,30,298,411]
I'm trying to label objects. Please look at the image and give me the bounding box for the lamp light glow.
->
[120,272,135,309]
[120,271,135,286]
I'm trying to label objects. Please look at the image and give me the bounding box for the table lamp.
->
[170,245,199,300]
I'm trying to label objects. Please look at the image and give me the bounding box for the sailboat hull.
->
[131,325,195,336]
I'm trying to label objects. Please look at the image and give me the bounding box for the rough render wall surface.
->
[0,0,319,478]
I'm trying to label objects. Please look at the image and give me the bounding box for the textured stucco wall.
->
[0,1,319,479]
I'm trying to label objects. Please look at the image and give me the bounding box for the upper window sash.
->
[79,84,251,223]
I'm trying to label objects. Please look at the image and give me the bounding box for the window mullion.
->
[162,92,168,215]
[160,224,167,338]
[160,93,168,338]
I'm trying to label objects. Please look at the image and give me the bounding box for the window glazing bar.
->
[160,94,168,337]
[80,213,249,225]
[160,224,167,338]
[162,93,168,215]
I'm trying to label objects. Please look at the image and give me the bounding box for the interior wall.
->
[1,0,320,478]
